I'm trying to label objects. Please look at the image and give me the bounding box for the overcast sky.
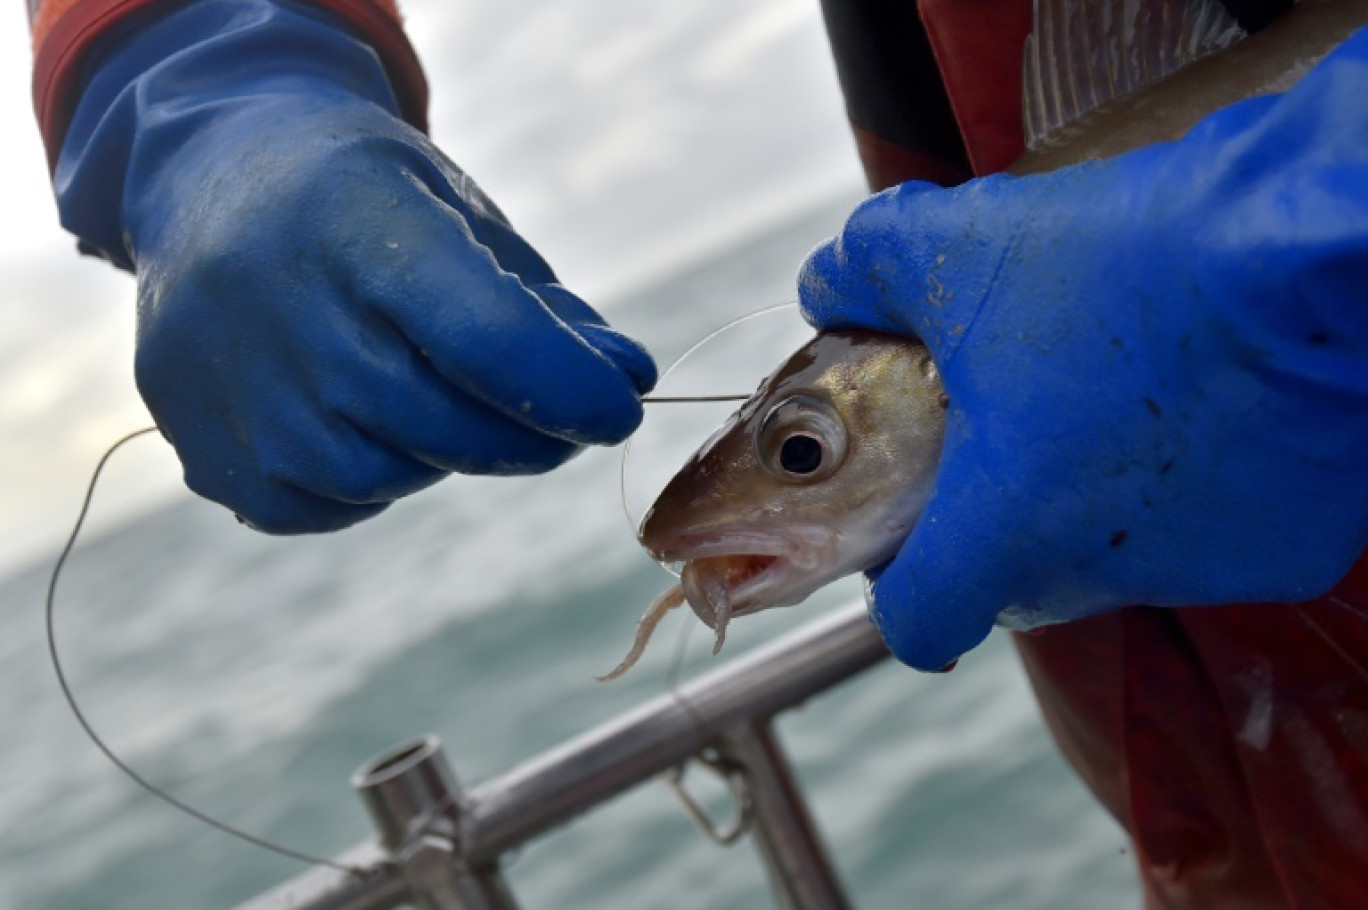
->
[0,0,866,574]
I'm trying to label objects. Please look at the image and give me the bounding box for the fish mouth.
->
[681,554,780,626]
[647,525,835,652]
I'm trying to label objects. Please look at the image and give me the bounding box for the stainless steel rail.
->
[236,602,889,910]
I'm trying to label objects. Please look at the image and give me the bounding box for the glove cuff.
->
[31,0,428,172]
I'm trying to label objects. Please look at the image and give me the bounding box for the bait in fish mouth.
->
[599,330,948,681]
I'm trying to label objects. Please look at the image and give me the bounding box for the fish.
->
[596,0,1366,680]
[599,331,947,680]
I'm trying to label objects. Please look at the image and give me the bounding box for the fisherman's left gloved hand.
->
[799,27,1368,671]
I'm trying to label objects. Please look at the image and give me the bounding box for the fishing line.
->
[662,614,712,742]
[659,605,757,846]
[643,395,750,403]
[664,613,697,694]
[626,302,805,724]
[632,307,808,842]
[621,301,802,539]
[45,426,362,876]
[1295,604,1368,686]
[51,306,800,870]
[661,618,728,798]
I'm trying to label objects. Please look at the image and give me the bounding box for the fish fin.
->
[1023,0,1245,149]
[598,584,687,682]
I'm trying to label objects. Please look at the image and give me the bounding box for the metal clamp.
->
[663,749,754,845]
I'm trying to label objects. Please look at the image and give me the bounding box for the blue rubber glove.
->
[800,28,1368,671]
[54,0,655,533]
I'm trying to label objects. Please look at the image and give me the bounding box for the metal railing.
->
[235,602,890,910]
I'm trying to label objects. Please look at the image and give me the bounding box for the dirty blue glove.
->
[800,28,1368,671]
[53,0,655,533]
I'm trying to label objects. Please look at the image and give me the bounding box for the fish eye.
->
[780,434,824,474]
[757,395,847,483]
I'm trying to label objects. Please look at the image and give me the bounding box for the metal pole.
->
[233,842,407,910]
[234,603,889,910]
[461,602,888,862]
[718,721,851,910]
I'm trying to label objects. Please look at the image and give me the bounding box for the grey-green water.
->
[0,197,1138,908]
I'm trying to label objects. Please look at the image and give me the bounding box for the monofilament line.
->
[621,301,802,536]
[643,394,750,403]
[45,426,362,876]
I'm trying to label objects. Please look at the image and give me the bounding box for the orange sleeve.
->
[30,0,429,170]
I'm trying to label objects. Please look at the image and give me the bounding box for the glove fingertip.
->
[574,322,659,396]
[529,283,658,398]
[796,240,850,331]
[866,551,993,671]
[862,475,1013,670]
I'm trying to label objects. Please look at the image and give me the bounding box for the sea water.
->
[0,196,1138,909]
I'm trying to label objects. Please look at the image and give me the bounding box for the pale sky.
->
[0,0,865,574]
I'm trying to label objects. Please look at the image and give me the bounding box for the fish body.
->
[599,331,945,680]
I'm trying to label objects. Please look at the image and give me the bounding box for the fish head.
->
[639,330,947,633]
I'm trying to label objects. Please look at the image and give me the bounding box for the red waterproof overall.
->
[29,0,1368,906]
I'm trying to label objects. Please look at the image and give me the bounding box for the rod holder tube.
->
[352,736,461,849]
[351,736,520,910]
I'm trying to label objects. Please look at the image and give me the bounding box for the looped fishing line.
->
[45,426,362,876]
[628,303,811,842]
[628,302,804,729]
[48,305,805,872]
[48,421,739,874]
[622,301,802,540]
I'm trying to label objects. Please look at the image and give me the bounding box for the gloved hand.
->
[53,0,655,533]
[800,27,1368,671]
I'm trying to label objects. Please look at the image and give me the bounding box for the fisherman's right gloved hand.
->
[52,0,656,533]
[800,26,1368,671]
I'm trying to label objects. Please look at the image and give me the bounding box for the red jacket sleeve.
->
[29,0,429,170]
